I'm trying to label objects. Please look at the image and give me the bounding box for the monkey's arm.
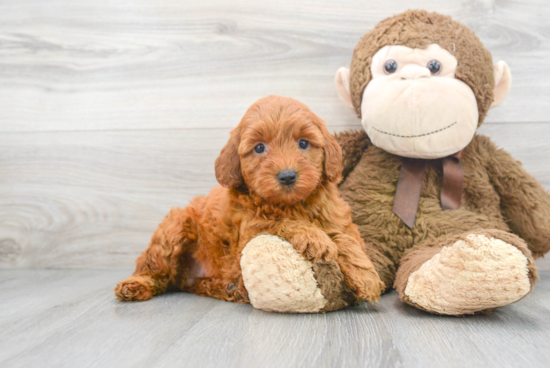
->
[485,138,550,258]
[333,130,370,181]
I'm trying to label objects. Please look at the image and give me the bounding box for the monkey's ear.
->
[335,67,354,109]
[215,128,245,190]
[490,61,512,109]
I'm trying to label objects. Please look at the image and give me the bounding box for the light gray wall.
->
[1,0,549,269]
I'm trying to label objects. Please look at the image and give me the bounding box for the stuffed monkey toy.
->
[333,10,550,315]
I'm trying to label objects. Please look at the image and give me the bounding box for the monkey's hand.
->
[484,136,550,258]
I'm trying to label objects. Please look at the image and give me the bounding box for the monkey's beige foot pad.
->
[241,234,327,313]
[405,234,531,315]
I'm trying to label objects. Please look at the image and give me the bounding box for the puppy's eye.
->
[427,60,441,75]
[384,60,398,74]
[298,139,309,150]
[254,143,265,154]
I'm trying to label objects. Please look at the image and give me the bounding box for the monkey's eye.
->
[384,60,398,74]
[254,143,265,154]
[298,139,309,150]
[427,60,441,75]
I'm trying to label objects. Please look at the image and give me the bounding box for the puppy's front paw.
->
[348,268,384,302]
[114,275,155,302]
[290,230,338,260]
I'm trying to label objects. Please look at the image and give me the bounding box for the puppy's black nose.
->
[277,169,297,186]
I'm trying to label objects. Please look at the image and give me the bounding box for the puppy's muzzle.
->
[277,169,297,186]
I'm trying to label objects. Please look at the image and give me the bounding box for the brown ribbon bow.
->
[392,151,464,228]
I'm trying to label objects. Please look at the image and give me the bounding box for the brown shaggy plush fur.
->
[349,10,494,125]
[336,131,550,310]
[115,96,384,308]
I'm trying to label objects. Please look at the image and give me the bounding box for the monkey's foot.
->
[404,232,537,315]
[241,235,327,313]
[241,235,359,313]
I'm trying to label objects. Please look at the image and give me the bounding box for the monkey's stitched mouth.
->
[372,121,457,138]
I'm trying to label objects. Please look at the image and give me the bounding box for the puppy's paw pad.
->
[115,277,154,302]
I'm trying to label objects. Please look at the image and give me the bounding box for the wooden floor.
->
[1,0,550,367]
[1,263,550,368]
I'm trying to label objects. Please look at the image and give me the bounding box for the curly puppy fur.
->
[115,96,384,306]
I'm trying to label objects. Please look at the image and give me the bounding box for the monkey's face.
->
[336,42,511,159]
[361,44,477,158]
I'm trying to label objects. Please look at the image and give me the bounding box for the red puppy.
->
[115,96,383,307]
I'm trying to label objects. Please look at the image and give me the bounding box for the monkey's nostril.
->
[277,169,297,186]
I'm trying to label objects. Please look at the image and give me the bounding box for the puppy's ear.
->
[215,127,245,189]
[316,117,343,183]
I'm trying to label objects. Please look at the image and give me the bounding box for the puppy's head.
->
[215,95,342,204]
